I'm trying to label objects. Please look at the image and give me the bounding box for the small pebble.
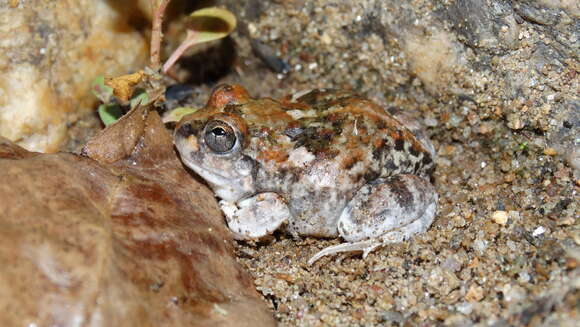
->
[518,271,530,283]
[507,114,525,130]
[502,284,526,302]
[543,179,551,187]
[565,258,577,270]
[504,173,515,183]
[573,231,580,245]
[320,33,332,45]
[473,239,488,253]
[508,210,520,220]
[532,226,546,237]
[491,210,508,225]
[456,302,473,315]
[465,284,484,302]
[556,216,575,226]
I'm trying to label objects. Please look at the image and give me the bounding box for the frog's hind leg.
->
[308,174,437,265]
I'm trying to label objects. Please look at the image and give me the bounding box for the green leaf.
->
[130,91,149,109]
[162,107,199,123]
[98,104,124,126]
[187,7,237,44]
[91,76,114,103]
[163,7,237,73]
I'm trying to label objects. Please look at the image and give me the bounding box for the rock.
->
[441,256,462,273]
[550,101,579,172]
[507,113,525,130]
[0,105,275,326]
[455,302,473,315]
[532,226,546,237]
[465,284,484,302]
[425,267,461,296]
[444,0,520,52]
[492,210,509,225]
[0,1,149,152]
[501,284,527,303]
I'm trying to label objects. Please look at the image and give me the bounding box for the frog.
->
[174,84,437,264]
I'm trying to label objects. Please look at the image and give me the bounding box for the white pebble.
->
[491,211,508,225]
[532,226,546,237]
[456,302,473,315]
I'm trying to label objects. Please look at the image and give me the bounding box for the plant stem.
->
[150,0,171,70]
[162,30,197,73]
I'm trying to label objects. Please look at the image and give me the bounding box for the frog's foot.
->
[221,192,290,240]
[307,240,381,265]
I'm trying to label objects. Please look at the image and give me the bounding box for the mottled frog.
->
[174,85,437,264]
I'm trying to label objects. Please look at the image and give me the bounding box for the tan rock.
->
[0,1,149,152]
[465,284,484,302]
[491,210,509,225]
[543,147,558,156]
[404,29,463,96]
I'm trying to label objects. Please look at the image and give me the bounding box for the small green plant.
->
[91,76,118,126]
[95,0,237,126]
[92,72,150,126]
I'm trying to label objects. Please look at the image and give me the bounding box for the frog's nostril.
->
[177,123,195,139]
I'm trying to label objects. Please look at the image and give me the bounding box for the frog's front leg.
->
[308,174,437,264]
[221,192,290,240]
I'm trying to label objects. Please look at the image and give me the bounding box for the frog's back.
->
[278,89,436,183]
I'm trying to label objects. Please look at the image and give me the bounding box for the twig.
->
[150,0,171,70]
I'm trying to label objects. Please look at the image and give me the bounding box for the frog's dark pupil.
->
[212,127,226,136]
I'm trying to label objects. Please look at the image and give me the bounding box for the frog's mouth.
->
[180,152,254,202]
[181,154,232,187]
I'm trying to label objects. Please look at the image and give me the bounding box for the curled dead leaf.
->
[105,70,145,102]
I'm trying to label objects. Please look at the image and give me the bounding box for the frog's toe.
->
[222,192,290,240]
[307,240,381,265]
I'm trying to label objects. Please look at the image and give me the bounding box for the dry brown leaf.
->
[0,105,275,326]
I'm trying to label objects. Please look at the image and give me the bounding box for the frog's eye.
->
[203,120,237,153]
